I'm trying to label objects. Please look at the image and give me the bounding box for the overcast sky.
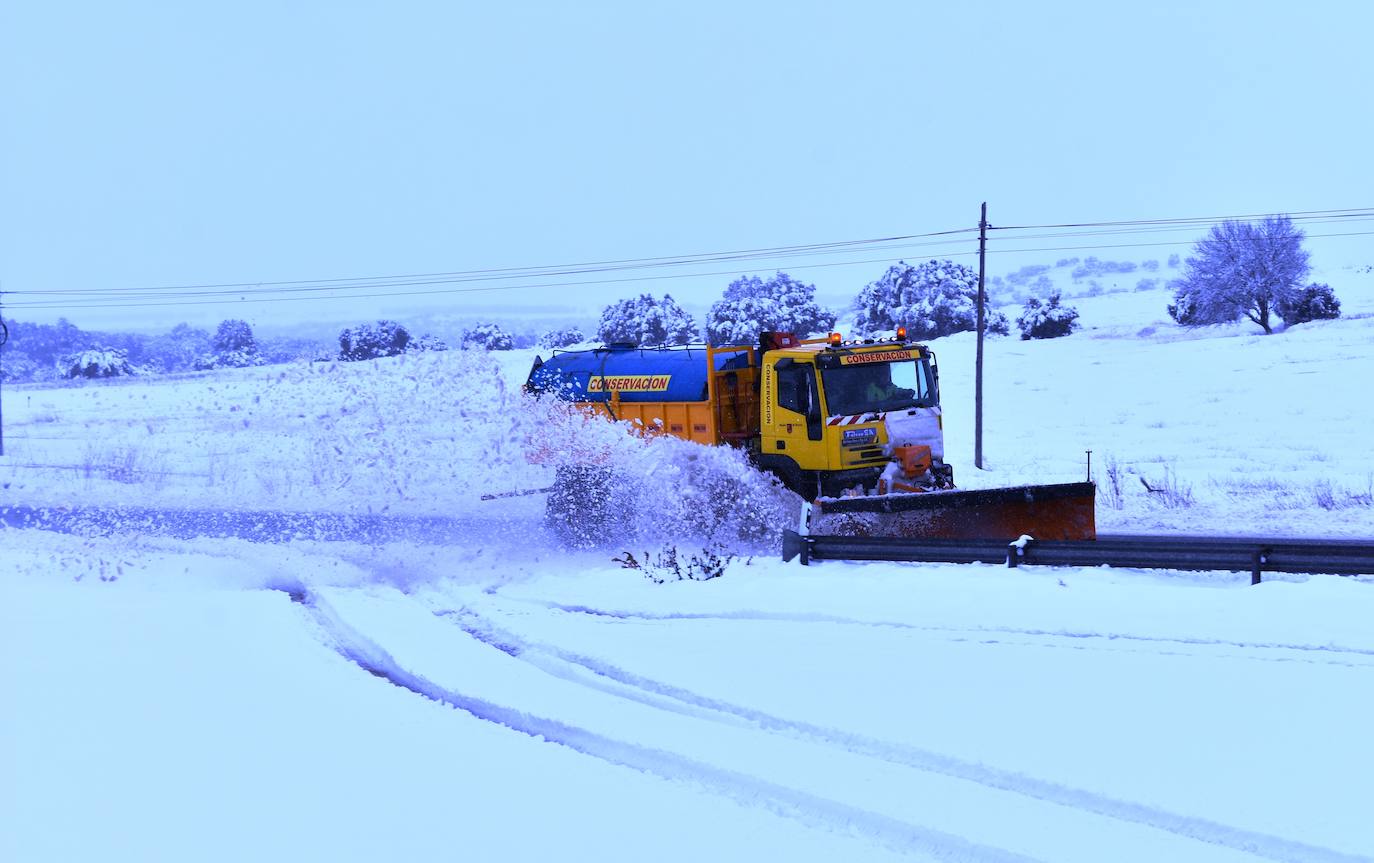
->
[2,1,1371,332]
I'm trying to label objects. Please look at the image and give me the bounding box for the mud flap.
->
[808,481,1096,541]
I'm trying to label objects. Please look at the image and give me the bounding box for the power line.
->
[3,250,971,311]
[990,207,1374,232]
[4,206,1370,313]
[5,227,980,299]
[984,229,1374,257]
[4,233,981,301]
[9,225,1371,313]
[983,213,1374,244]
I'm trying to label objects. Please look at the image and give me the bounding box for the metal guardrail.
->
[783,530,1374,584]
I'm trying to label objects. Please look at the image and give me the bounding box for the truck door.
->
[770,360,828,473]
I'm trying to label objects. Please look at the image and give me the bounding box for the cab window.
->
[822,360,932,416]
[777,364,817,416]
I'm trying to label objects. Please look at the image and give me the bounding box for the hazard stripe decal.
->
[827,413,883,426]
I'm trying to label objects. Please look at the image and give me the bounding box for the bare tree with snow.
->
[1167,215,1311,334]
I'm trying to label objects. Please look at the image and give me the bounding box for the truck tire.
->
[756,455,811,501]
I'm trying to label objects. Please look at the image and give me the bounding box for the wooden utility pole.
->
[0,287,7,457]
[0,324,6,458]
[974,202,987,469]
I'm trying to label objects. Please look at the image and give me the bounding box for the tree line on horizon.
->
[0,215,1347,381]
[579,213,1341,348]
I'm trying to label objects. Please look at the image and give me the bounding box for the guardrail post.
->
[1007,535,1033,568]
[1251,548,1265,585]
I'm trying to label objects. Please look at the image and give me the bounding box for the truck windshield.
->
[821,359,933,417]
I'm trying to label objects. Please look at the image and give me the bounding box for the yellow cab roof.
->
[771,336,927,362]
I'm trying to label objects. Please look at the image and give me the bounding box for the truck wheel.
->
[933,463,955,489]
[757,456,811,501]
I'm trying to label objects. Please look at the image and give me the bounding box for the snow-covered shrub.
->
[538,327,585,349]
[461,323,514,350]
[1277,283,1341,325]
[613,547,733,583]
[1071,257,1136,280]
[1016,293,1079,340]
[853,259,1008,339]
[1135,278,1159,292]
[1167,291,1201,325]
[705,272,835,345]
[1139,467,1194,509]
[408,333,450,352]
[1167,253,1182,268]
[61,347,137,379]
[1004,264,1050,286]
[258,335,332,364]
[597,294,696,346]
[1101,454,1126,511]
[194,348,266,370]
[339,320,411,360]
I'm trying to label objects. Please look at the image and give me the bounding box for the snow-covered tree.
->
[145,323,212,372]
[1016,293,1080,340]
[597,294,696,346]
[538,327,586,349]
[195,319,264,369]
[339,320,411,361]
[1167,215,1310,334]
[4,318,89,375]
[212,319,257,354]
[854,259,1008,339]
[705,272,835,345]
[462,322,514,350]
[1,351,41,383]
[61,347,137,379]
[1276,283,1341,325]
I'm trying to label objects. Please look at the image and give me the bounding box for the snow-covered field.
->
[4,278,1373,862]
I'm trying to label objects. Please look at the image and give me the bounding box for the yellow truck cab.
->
[754,331,949,499]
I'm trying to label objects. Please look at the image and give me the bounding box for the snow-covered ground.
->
[4,278,1373,862]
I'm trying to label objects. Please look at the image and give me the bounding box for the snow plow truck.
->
[524,330,1095,544]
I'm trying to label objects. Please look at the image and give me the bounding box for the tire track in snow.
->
[447,604,1371,863]
[285,587,1046,863]
[514,599,1374,666]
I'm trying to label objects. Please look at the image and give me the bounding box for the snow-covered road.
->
[7,529,1370,862]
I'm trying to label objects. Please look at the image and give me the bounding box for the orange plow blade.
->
[808,481,1096,541]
